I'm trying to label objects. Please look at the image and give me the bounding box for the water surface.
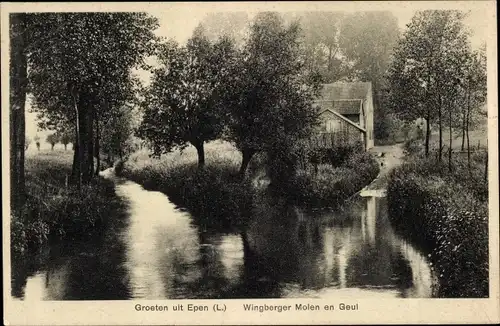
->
[11,171,435,300]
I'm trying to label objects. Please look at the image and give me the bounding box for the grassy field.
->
[126,140,243,171]
[12,149,124,255]
[428,127,488,152]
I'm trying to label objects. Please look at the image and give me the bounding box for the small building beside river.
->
[312,82,375,150]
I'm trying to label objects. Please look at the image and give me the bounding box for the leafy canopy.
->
[222,12,321,154]
[138,31,237,156]
[28,12,159,133]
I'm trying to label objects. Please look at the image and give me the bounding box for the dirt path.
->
[360,143,404,196]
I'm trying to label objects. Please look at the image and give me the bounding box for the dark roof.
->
[317,82,372,101]
[333,100,362,115]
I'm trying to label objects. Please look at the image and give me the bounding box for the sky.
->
[25,4,491,146]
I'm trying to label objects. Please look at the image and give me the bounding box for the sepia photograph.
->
[2,1,498,325]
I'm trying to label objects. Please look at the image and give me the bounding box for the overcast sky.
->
[25,4,491,142]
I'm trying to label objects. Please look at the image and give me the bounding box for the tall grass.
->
[118,141,256,230]
[11,150,124,255]
[387,152,488,297]
[119,140,380,229]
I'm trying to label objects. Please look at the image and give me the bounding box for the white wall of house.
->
[364,88,375,149]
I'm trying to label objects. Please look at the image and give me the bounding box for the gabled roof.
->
[333,99,362,115]
[317,82,372,101]
[319,109,367,133]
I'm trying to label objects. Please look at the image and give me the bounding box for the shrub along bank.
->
[117,147,256,230]
[387,154,488,297]
[285,151,380,207]
[11,151,123,256]
[118,142,381,227]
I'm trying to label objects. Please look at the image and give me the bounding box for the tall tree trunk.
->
[71,141,79,181]
[64,144,67,151]
[438,103,443,162]
[71,90,82,190]
[75,95,94,185]
[484,140,488,183]
[466,88,471,171]
[85,107,95,182]
[51,144,54,151]
[94,112,100,176]
[461,108,466,151]
[448,106,453,172]
[327,46,332,72]
[239,148,255,178]
[192,140,205,169]
[425,111,431,157]
[10,13,28,212]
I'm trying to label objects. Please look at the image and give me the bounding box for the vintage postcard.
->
[2,1,499,325]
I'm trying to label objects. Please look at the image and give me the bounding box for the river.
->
[11,169,435,300]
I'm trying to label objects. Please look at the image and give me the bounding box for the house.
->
[312,82,374,150]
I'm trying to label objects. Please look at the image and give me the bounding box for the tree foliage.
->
[46,133,59,150]
[27,12,158,184]
[25,136,31,151]
[283,11,347,83]
[339,11,400,140]
[387,10,473,157]
[221,12,321,176]
[57,131,73,150]
[101,104,137,160]
[138,31,236,167]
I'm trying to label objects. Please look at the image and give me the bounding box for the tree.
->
[461,48,487,169]
[387,10,471,157]
[25,136,31,151]
[283,11,347,82]
[339,11,400,141]
[34,134,40,151]
[222,12,321,177]
[58,132,73,150]
[101,104,136,163]
[28,13,158,186]
[138,31,236,168]
[46,133,59,150]
[10,13,28,211]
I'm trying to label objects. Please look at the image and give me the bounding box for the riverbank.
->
[117,141,380,227]
[387,151,488,297]
[117,141,256,229]
[11,150,124,256]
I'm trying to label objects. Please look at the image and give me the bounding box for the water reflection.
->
[12,176,435,300]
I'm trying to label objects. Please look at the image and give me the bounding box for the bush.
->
[119,141,378,226]
[387,158,488,297]
[309,142,364,167]
[286,151,380,207]
[118,154,256,230]
[403,138,423,157]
